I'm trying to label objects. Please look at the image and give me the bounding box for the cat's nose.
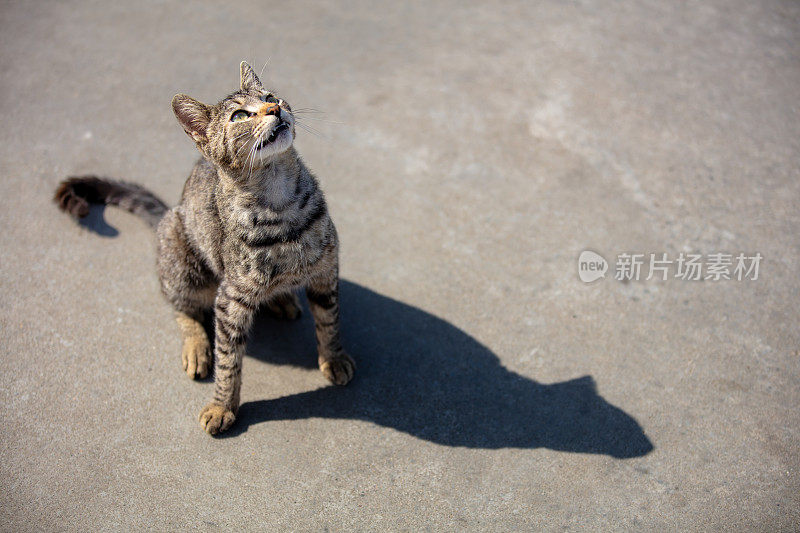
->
[258,103,281,118]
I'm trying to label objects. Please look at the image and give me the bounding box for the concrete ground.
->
[1,0,798,530]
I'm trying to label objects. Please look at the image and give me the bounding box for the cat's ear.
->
[240,61,264,92]
[172,94,210,143]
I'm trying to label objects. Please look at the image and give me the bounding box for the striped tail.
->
[54,176,169,230]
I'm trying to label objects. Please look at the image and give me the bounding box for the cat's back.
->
[181,157,219,204]
[175,158,225,273]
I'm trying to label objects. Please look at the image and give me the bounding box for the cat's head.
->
[171,62,295,172]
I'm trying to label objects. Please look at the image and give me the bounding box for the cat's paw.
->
[265,293,302,320]
[198,403,236,435]
[320,353,355,385]
[182,335,212,379]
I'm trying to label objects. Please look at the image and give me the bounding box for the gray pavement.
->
[1,1,798,530]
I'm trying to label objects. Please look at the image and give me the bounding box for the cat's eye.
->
[263,95,279,104]
[230,110,251,122]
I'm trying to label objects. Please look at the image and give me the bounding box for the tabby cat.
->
[54,62,354,435]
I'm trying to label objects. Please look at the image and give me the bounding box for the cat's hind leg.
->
[306,258,354,386]
[175,309,213,379]
[264,290,302,320]
[156,209,218,379]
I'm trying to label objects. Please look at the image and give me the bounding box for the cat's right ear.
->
[171,94,210,143]
[240,61,264,92]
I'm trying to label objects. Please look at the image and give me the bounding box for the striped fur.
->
[55,62,354,435]
[54,176,168,229]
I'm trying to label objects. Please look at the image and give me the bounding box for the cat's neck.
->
[219,147,302,210]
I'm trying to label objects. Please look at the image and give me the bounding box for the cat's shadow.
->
[230,280,654,458]
[74,204,119,237]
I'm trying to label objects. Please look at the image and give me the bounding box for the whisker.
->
[236,141,253,156]
[247,127,268,180]
[259,56,271,79]
[296,118,323,130]
[292,114,344,125]
[231,131,252,155]
[294,120,327,139]
[291,107,325,114]
[249,136,260,176]
[242,133,256,179]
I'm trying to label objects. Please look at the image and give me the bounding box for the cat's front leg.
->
[306,266,355,385]
[198,279,257,435]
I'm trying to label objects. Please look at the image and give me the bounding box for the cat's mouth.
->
[256,122,290,150]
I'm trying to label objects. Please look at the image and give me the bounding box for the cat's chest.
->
[225,205,320,286]
[234,202,300,245]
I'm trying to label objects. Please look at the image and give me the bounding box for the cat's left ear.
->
[240,61,264,92]
[172,94,210,143]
